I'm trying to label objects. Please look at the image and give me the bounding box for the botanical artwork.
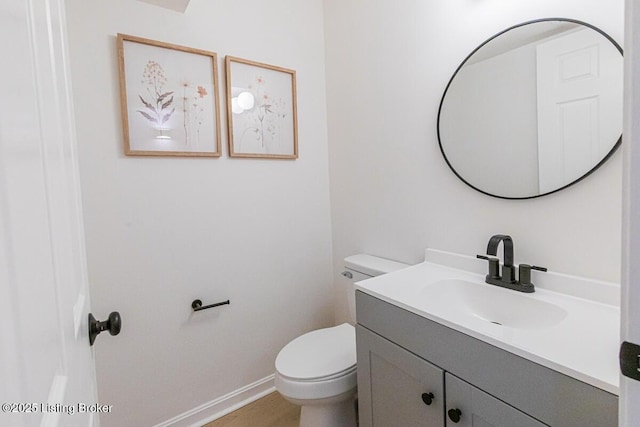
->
[137,60,175,140]
[226,57,298,159]
[118,34,221,157]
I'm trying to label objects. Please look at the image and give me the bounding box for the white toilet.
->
[275,254,409,427]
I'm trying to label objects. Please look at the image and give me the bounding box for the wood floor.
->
[204,392,300,427]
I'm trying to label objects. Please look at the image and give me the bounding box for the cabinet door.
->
[445,373,547,427]
[357,326,445,427]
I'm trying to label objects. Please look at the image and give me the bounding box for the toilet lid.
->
[275,323,356,381]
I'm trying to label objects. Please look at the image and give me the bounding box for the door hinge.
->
[620,341,640,381]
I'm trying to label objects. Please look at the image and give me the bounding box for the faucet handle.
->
[476,254,500,279]
[518,264,547,286]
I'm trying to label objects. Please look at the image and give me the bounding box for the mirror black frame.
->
[436,18,623,200]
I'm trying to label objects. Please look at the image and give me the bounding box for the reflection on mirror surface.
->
[438,19,623,199]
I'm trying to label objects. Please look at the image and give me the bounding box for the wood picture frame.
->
[117,34,222,157]
[225,56,298,159]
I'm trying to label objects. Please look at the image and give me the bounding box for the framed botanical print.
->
[117,34,222,157]
[225,56,298,159]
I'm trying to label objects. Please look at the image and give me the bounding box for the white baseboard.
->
[153,374,276,427]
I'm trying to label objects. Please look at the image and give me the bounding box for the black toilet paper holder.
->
[191,299,230,312]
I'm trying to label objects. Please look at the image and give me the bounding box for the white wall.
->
[324,0,624,323]
[66,1,333,425]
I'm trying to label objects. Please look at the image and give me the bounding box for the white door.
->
[537,27,623,193]
[0,0,100,426]
[621,1,640,425]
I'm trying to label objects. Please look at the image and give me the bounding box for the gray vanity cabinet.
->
[356,291,618,427]
[357,326,445,426]
[357,325,546,427]
[445,373,545,427]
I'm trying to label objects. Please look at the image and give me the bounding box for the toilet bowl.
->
[274,254,409,427]
[275,323,357,427]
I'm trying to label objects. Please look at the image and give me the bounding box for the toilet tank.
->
[342,254,410,323]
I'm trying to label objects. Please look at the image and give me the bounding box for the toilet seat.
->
[275,323,357,400]
[278,365,356,383]
[275,323,356,381]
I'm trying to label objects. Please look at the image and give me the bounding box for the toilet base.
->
[300,399,356,427]
[282,389,357,427]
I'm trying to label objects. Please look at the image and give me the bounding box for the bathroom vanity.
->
[355,251,619,427]
[354,15,624,427]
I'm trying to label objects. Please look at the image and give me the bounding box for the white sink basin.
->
[422,279,568,330]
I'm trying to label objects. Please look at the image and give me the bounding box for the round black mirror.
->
[437,18,623,199]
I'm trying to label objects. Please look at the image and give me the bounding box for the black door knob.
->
[421,392,434,405]
[448,408,462,423]
[88,312,121,346]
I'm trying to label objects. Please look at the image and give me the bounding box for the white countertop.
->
[356,258,621,395]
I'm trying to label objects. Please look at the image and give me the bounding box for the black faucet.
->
[476,234,547,293]
[487,234,516,283]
